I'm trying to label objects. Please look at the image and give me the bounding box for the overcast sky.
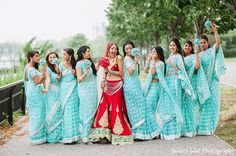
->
[0,0,110,42]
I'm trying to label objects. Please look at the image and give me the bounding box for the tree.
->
[90,35,107,58]
[22,37,36,65]
[67,33,89,51]
[22,37,54,65]
[220,0,236,15]
[187,0,236,38]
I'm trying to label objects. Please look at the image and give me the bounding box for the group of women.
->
[24,23,225,145]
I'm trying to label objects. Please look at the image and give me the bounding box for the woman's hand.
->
[101,81,105,90]
[103,67,108,73]
[147,53,152,62]
[42,89,48,94]
[134,56,139,64]
[85,67,90,75]
[211,22,218,32]
[71,69,76,75]
[41,65,47,75]
[167,60,179,72]
[57,73,62,79]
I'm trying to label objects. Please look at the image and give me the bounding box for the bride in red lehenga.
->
[90,43,134,145]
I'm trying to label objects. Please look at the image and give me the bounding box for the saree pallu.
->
[198,45,226,135]
[181,55,210,137]
[158,54,195,140]
[76,60,98,143]
[60,79,80,143]
[27,67,46,145]
[90,80,134,145]
[123,56,153,140]
[46,83,63,143]
[78,78,98,143]
[59,64,80,143]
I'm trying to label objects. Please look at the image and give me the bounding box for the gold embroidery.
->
[113,106,124,135]
[98,107,108,127]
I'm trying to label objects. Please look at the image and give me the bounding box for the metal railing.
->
[0,80,25,125]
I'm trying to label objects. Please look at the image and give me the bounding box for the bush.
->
[221,30,236,58]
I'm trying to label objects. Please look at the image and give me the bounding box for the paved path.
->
[221,61,236,87]
[0,120,235,156]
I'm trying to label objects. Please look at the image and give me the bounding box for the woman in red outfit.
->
[90,43,134,145]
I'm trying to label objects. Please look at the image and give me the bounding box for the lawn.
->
[215,85,236,149]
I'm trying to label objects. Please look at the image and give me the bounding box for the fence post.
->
[21,83,26,115]
[7,86,14,125]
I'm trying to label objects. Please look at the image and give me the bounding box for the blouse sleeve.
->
[76,61,83,69]
[28,68,38,79]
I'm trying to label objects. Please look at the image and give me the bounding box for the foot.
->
[100,138,109,144]
[85,141,93,145]
[64,141,77,145]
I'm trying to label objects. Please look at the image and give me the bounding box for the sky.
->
[0,0,111,42]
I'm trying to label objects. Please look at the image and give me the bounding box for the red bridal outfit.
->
[90,63,134,145]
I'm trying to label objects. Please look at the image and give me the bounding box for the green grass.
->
[216,119,236,149]
[0,65,24,87]
[0,110,24,127]
[216,85,236,149]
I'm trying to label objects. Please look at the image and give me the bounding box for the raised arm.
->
[212,23,220,51]
[144,54,152,73]
[194,46,200,70]
[126,56,138,76]
[76,66,89,83]
[32,66,46,84]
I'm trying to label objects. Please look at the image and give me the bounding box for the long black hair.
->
[123,41,135,57]
[63,48,76,70]
[45,51,59,73]
[169,38,183,56]
[77,46,97,76]
[183,40,194,57]
[123,40,140,74]
[152,46,166,75]
[169,38,185,65]
[27,50,39,69]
